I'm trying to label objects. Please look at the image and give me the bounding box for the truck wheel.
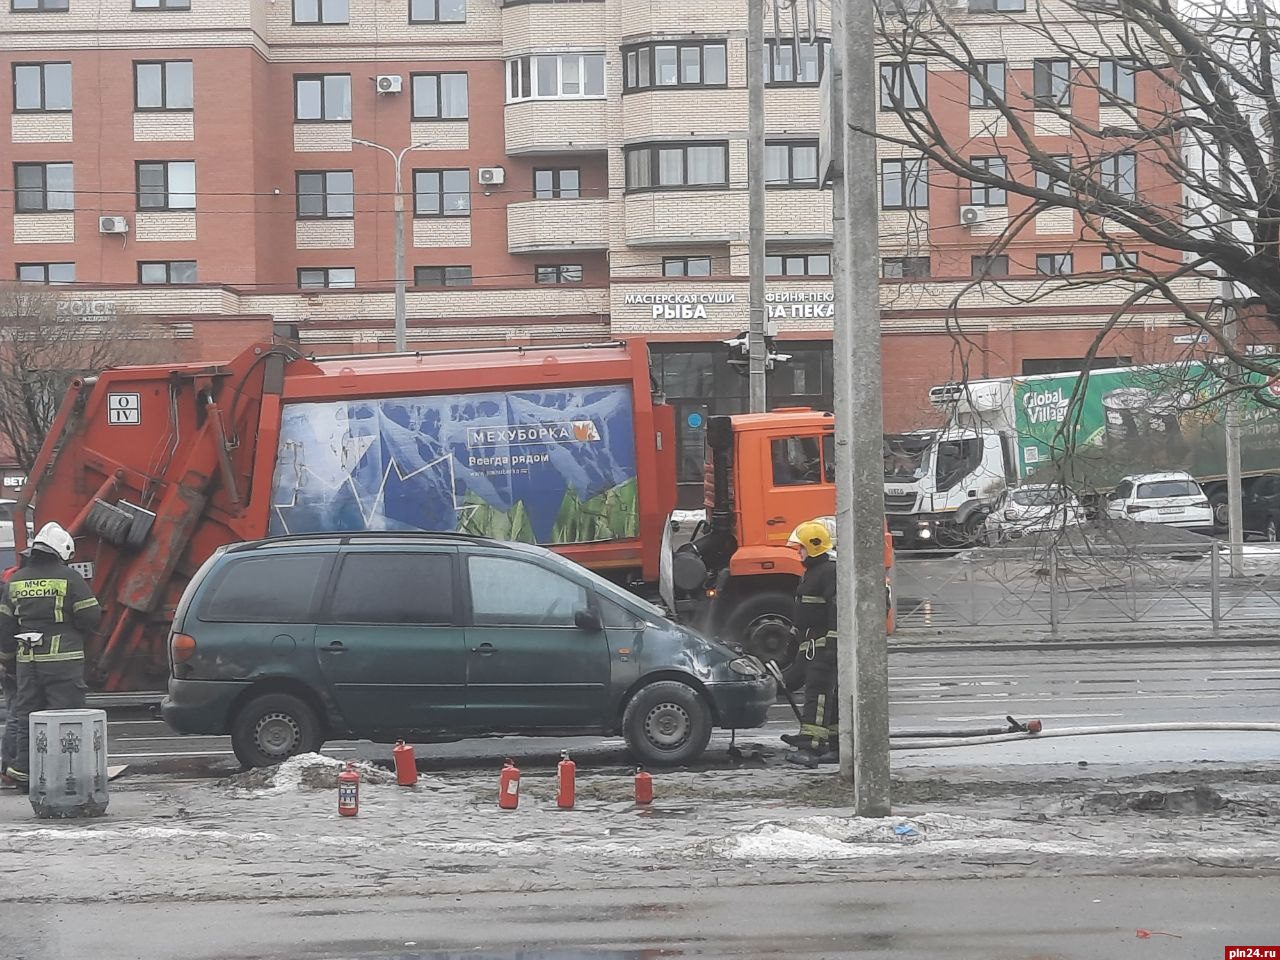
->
[231,692,324,769]
[622,680,713,766]
[1212,493,1229,529]
[723,591,796,665]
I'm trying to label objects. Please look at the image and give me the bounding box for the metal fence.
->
[892,542,1280,633]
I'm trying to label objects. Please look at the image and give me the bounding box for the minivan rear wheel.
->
[231,692,324,769]
[622,680,713,766]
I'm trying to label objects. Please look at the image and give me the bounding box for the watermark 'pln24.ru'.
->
[1227,949,1279,959]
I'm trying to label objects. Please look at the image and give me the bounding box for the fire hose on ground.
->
[761,665,1280,751]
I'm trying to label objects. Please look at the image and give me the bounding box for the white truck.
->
[883,363,1280,547]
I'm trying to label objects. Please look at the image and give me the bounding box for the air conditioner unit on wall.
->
[478,166,506,186]
[99,216,130,235]
[959,205,985,227]
[376,75,403,95]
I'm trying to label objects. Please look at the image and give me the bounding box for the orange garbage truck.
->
[17,332,890,692]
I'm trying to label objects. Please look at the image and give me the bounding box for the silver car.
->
[985,484,1086,543]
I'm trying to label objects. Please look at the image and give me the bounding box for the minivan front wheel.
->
[622,680,713,766]
[231,692,324,769]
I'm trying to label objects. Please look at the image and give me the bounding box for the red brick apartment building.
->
[1,0,1218,498]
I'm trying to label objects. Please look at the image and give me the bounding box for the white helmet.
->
[31,521,75,561]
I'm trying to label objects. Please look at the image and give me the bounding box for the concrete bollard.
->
[30,709,109,819]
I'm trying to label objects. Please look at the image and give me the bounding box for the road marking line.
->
[107,748,358,760]
[933,713,1125,722]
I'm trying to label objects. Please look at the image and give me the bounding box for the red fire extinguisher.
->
[498,758,520,809]
[635,767,653,806]
[557,750,576,809]
[393,740,418,786]
[338,762,360,817]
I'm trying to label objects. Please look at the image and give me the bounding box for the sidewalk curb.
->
[891,633,1279,653]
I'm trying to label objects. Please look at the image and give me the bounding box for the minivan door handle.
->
[471,642,497,656]
[322,641,347,654]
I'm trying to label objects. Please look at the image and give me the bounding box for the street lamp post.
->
[351,137,430,353]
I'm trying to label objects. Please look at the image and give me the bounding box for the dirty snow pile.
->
[712,813,1079,861]
[219,753,396,795]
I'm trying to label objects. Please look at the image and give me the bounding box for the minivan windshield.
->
[539,549,669,622]
[1136,480,1200,499]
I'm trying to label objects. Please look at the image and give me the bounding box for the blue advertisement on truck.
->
[268,385,639,544]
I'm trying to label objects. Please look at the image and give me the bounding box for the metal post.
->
[352,137,429,353]
[1048,547,1060,636]
[1223,298,1244,577]
[747,0,768,413]
[393,188,407,353]
[832,0,890,817]
[1210,542,1221,634]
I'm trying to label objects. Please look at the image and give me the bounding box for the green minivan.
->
[161,533,775,768]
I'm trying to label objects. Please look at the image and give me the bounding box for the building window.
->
[133,0,190,8]
[296,170,354,219]
[878,62,926,110]
[506,54,605,102]
[624,142,729,192]
[409,0,465,22]
[1035,155,1071,195]
[10,0,69,9]
[139,260,197,284]
[766,254,831,277]
[971,254,1009,278]
[881,256,930,278]
[413,168,470,216]
[299,268,356,289]
[14,162,74,212]
[533,168,580,199]
[1036,253,1072,276]
[1102,251,1138,271]
[12,63,71,112]
[137,161,195,210]
[16,262,74,284]
[1100,152,1137,199]
[766,140,819,188]
[969,156,1008,205]
[294,75,351,121]
[622,41,727,92]
[293,0,348,24]
[880,157,928,209]
[968,60,1005,107]
[411,72,468,119]
[535,265,583,284]
[1099,59,1136,104]
[968,0,1024,10]
[1033,59,1071,109]
[134,61,193,111]
[663,256,712,277]
[765,39,829,85]
[414,265,472,287]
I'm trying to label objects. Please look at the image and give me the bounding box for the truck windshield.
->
[935,438,983,493]
[883,435,930,481]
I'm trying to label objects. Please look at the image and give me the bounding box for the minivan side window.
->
[329,552,454,624]
[200,554,327,623]
[468,556,587,627]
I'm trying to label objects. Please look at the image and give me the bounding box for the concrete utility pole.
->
[1223,294,1245,577]
[831,0,891,816]
[747,0,768,413]
[352,137,430,353]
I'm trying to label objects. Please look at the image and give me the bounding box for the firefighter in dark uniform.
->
[0,522,101,791]
[784,520,839,768]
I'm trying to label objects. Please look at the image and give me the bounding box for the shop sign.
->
[766,291,835,320]
[624,292,738,321]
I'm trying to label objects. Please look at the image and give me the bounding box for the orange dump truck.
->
[18,333,889,691]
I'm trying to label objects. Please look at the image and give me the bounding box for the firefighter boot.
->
[818,735,840,764]
[780,733,808,748]
[785,747,823,769]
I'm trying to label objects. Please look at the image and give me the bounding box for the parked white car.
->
[1104,472,1214,530]
[984,484,1087,543]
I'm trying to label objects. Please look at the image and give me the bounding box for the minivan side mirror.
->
[574,609,603,632]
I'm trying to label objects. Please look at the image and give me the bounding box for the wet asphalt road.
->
[100,642,1280,776]
[23,876,1280,960]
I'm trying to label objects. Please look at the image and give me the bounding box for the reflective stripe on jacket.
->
[0,558,101,664]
